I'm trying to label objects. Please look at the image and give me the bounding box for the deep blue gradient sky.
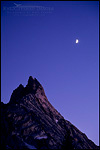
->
[1,1,99,145]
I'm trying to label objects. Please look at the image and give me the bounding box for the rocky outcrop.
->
[1,76,99,149]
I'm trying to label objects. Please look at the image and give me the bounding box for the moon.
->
[76,39,79,44]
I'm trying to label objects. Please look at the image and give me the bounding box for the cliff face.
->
[1,76,99,149]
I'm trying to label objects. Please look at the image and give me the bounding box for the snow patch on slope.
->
[55,119,58,123]
[24,141,37,149]
[35,136,47,140]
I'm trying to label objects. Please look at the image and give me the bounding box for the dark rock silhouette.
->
[1,76,99,149]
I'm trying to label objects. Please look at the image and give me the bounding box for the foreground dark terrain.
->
[1,76,99,149]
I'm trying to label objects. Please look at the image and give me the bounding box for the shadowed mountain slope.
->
[1,76,99,149]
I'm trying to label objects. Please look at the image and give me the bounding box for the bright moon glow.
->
[76,39,79,43]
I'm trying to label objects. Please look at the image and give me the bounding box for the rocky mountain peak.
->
[9,76,46,104]
[28,76,35,85]
[1,77,99,149]
[27,76,41,89]
[25,76,44,95]
[10,84,24,104]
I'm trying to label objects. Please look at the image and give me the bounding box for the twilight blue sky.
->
[1,1,99,145]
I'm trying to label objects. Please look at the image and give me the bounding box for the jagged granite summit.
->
[1,76,99,149]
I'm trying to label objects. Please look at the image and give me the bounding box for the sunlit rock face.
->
[1,76,99,149]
